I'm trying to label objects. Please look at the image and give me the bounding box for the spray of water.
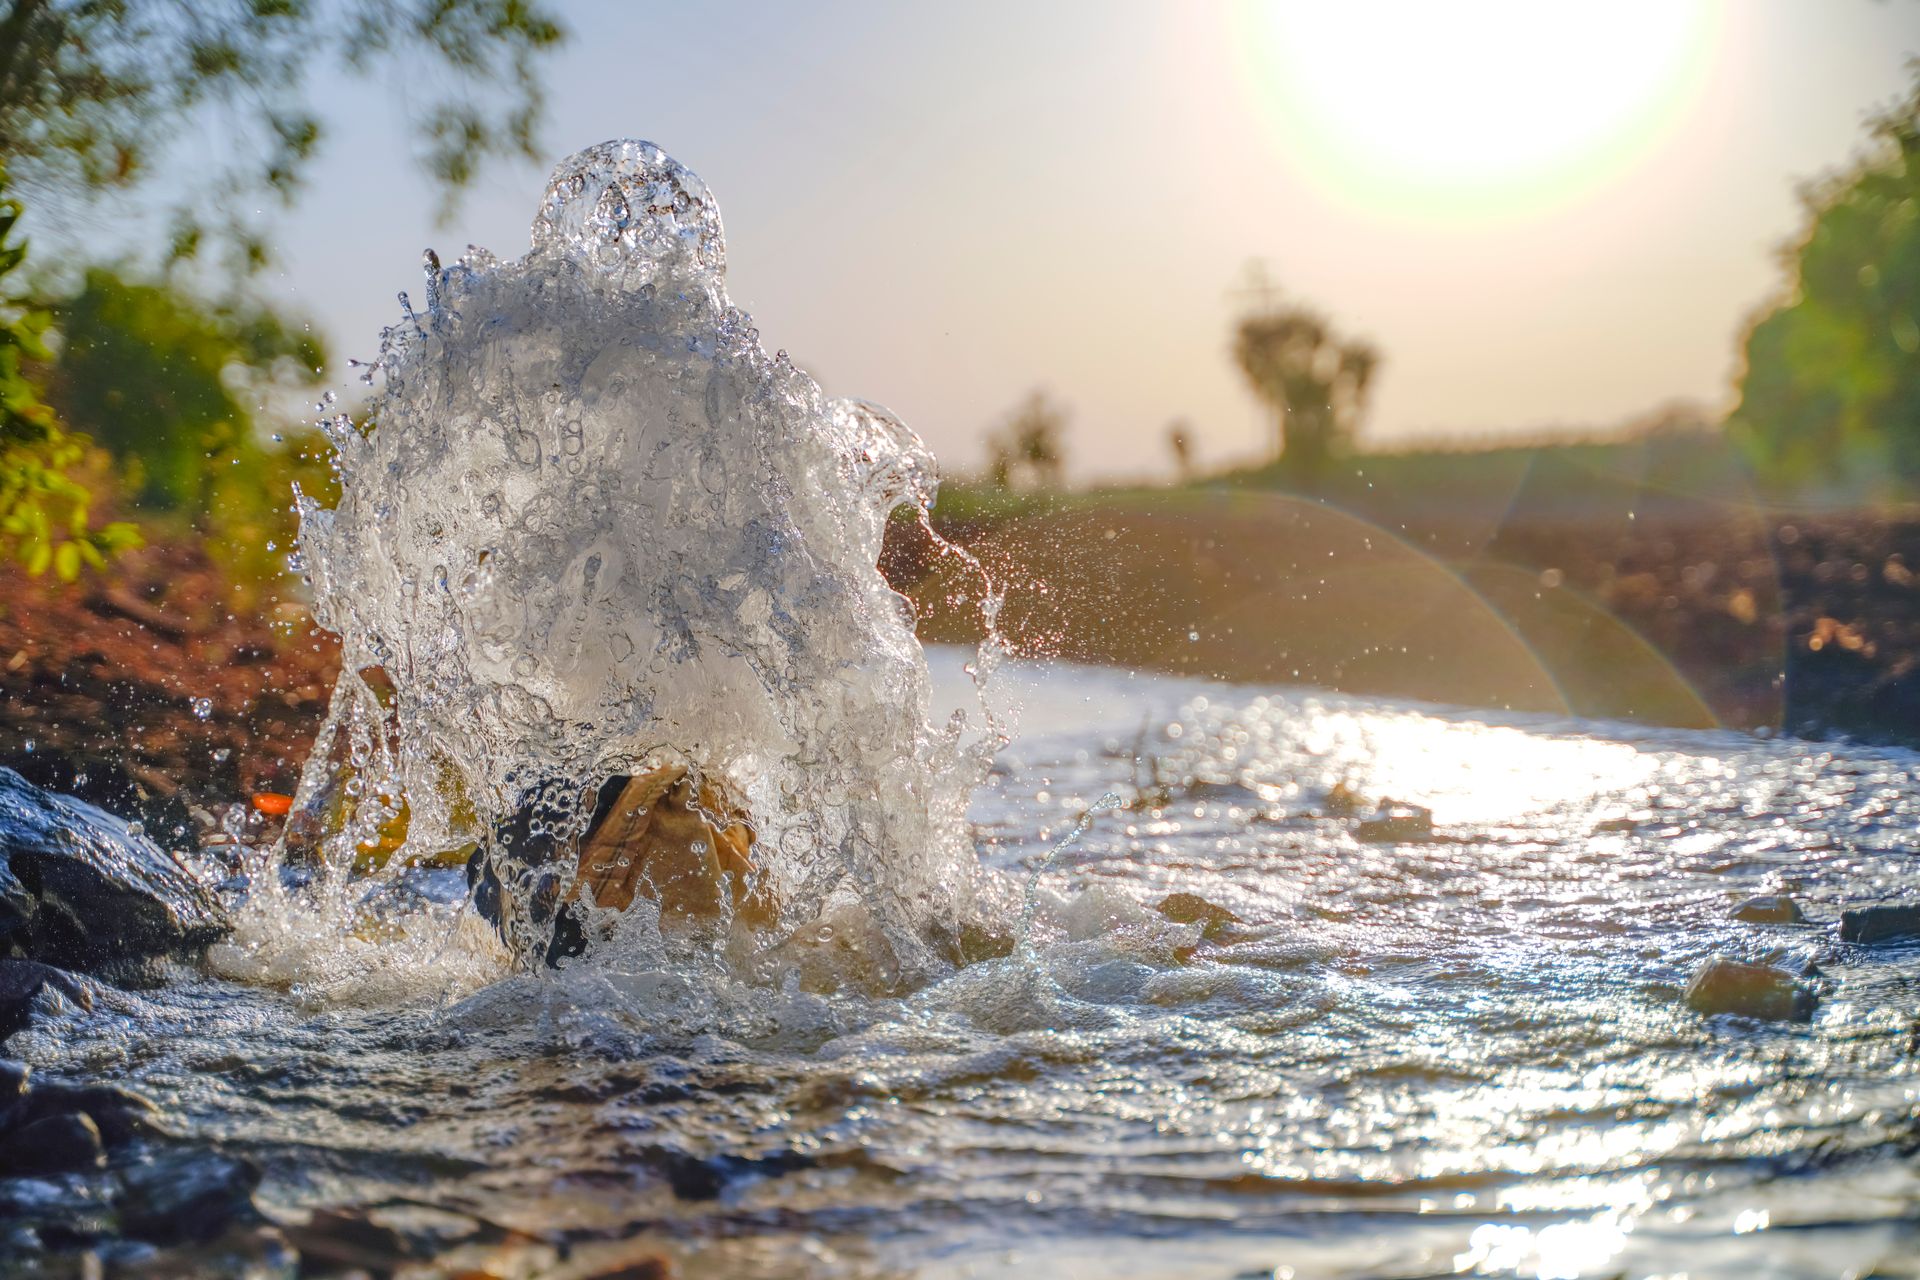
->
[213,141,1005,998]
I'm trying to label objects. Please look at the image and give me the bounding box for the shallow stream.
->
[14,647,1920,1279]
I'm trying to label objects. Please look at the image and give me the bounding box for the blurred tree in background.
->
[1167,418,1194,482]
[986,391,1068,491]
[0,167,137,577]
[1234,289,1379,490]
[1731,68,1920,494]
[35,267,332,586]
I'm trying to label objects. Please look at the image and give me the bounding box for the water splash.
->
[233,140,1001,994]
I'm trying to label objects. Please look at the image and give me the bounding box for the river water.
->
[13,646,1920,1279]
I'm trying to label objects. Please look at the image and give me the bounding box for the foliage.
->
[986,390,1068,490]
[1234,291,1379,489]
[0,0,565,271]
[0,168,137,577]
[37,267,331,585]
[1730,69,1920,492]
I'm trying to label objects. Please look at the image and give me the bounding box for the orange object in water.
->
[251,792,295,817]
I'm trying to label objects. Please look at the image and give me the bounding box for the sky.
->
[223,1,1920,479]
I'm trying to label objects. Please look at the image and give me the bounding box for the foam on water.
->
[218,141,1003,996]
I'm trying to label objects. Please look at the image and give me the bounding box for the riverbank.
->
[886,461,1920,744]
[3,471,1918,836]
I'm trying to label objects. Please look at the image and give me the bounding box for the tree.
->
[0,167,137,576]
[1729,68,1920,492]
[35,266,332,583]
[0,0,565,271]
[1233,287,1379,489]
[1167,418,1194,482]
[986,390,1067,490]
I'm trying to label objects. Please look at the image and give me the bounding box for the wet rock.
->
[0,959,93,1043]
[641,1146,817,1201]
[114,1146,262,1245]
[1839,901,1920,944]
[585,1254,675,1279]
[1185,778,1265,806]
[1684,955,1818,1022]
[1732,895,1806,925]
[283,1203,492,1273]
[22,1080,166,1148]
[1156,892,1242,940]
[1353,802,1434,843]
[926,918,1017,968]
[0,1112,107,1175]
[0,1059,24,1121]
[0,767,229,983]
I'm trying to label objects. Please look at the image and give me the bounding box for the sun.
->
[1232,0,1721,221]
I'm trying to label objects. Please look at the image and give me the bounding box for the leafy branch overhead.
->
[0,0,566,270]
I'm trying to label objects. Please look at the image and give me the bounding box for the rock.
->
[473,765,768,966]
[1156,892,1242,940]
[0,958,94,1042]
[0,1059,25,1123]
[1732,895,1806,925]
[585,1254,674,1279]
[1185,778,1265,806]
[0,1112,107,1175]
[0,768,229,982]
[1353,803,1434,843]
[282,1204,489,1272]
[114,1147,261,1245]
[1684,955,1818,1022]
[640,1146,816,1201]
[1839,902,1920,944]
[22,1080,165,1148]
[926,918,1017,968]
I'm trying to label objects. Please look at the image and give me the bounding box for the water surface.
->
[18,648,1920,1279]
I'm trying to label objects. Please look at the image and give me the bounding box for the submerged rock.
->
[1353,803,1435,843]
[0,768,228,983]
[1732,895,1806,925]
[1839,901,1920,944]
[1684,955,1818,1022]
[1156,892,1242,940]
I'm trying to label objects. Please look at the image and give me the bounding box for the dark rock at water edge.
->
[0,1111,106,1175]
[0,1058,271,1270]
[0,766,228,983]
[1684,955,1818,1022]
[1839,901,1920,944]
[1732,895,1806,925]
[0,957,95,1042]
[115,1146,262,1245]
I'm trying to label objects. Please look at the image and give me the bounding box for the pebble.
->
[1732,895,1806,925]
[1684,955,1818,1022]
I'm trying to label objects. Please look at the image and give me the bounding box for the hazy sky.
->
[237,1,1920,478]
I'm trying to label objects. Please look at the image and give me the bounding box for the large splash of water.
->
[226,141,1001,996]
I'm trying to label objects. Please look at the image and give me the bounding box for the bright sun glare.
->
[1235,0,1720,219]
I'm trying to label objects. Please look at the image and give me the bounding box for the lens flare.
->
[1231,0,1722,221]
